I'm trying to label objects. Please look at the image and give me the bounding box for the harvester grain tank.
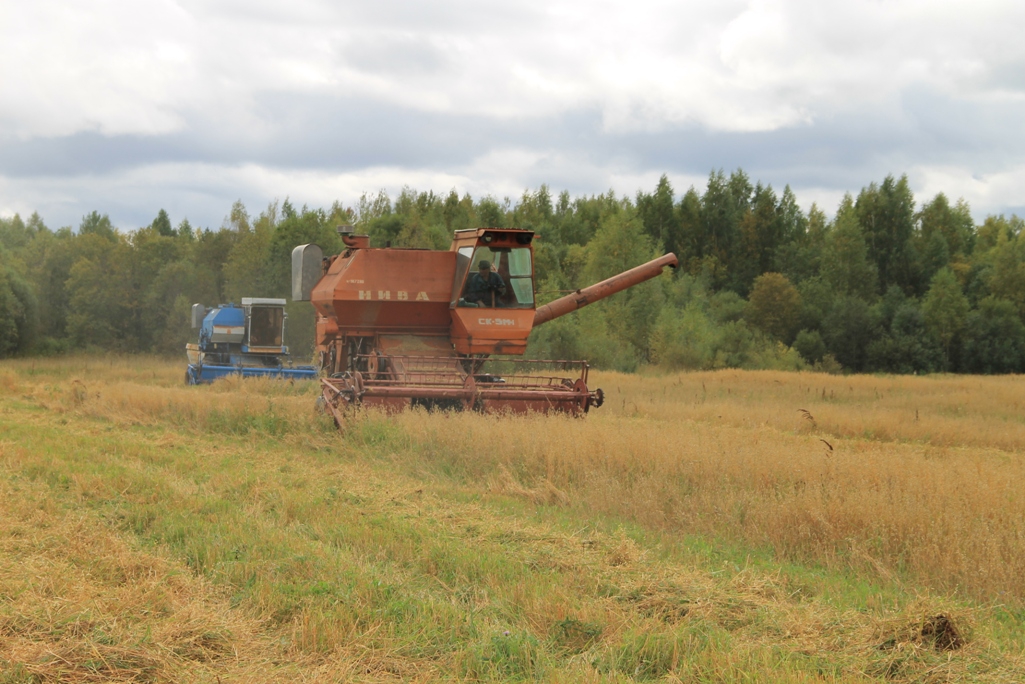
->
[185,297,318,384]
[293,226,677,424]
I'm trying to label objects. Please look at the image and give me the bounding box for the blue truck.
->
[185,297,318,385]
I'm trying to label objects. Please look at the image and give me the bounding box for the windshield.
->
[457,246,534,308]
[248,306,284,347]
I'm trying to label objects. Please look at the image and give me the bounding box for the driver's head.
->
[478,260,491,275]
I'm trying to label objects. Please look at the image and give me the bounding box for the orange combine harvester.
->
[292,226,677,426]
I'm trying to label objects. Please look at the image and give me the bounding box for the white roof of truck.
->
[241,297,287,306]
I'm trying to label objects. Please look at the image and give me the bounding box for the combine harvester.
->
[292,226,677,426]
[185,298,318,385]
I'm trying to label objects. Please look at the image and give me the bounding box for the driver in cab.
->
[462,260,506,307]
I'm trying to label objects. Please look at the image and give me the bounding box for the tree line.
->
[1,170,1024,374]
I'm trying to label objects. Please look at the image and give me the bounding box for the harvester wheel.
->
[572,378,590,414]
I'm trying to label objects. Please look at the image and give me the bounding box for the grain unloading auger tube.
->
[293,226,677,428]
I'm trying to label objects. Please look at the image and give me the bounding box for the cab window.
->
[458,246,534,308]
[248,306,283,347]
[450,246,475,306]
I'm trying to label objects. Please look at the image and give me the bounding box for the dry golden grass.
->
[388,368,1025,603]
[7,358,1025,602]
[615,369,1025,452]
[2,355,1025,682]
[2,357,317,431]
[0,470,322,682]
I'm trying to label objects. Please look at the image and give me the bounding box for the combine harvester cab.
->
[293,226,677,425]
[185,298,318,385]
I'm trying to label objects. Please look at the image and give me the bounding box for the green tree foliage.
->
[866,303,943,374]
[922,267,969,369]
[776,203,824,285]
[224,205,276,301]
[177,218,195,240]
[581,210,663,362]
[821,196,878,301]
[2,171,1024,376]
[700,170,743,273]
[822,296,875,372]
[961,298,1025,373]
[986,232,1025,316]
[733,184,784,294]
[856,174,919,294]
[65,235,137,350]
[793,329,826,364]
[636,174,681,255]
[151,208,174,237]
[442,190,475,232]
[918,194,974,254]
[920,230,950,286]
[676,187,703,266]
[746,272,801,344]
[795,276,834,334]
[79,211,117,241]
[650,302,717,370]
[0,273,21,356]
[22,228,75,342]
[0,266,38,356]
[975,215,1022,253]
[477,196,506,228]
[268,207,342,295]
[0,213,31,251]
[227,200,251,232]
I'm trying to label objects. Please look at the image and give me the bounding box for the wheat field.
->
[2,356,1025,681]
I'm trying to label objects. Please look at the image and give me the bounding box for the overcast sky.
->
[2,0,1024,231]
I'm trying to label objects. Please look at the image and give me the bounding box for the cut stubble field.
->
[1,356,1024,682]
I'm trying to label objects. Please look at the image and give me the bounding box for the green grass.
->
[2,356,1024,681]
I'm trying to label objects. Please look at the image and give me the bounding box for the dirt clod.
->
[921,613,963,651]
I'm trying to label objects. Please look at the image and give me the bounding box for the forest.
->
[1,170,1024,375]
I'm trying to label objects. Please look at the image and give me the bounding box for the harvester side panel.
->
[450,307,534,355]
[312,249,456,335]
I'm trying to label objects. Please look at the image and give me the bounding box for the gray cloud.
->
[341,36,450,78]
[5,81,1021,180]
[2,0,1024,229]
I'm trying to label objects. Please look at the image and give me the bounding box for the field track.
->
[1,356,1024,682]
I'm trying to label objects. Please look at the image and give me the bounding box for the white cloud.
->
[913,163,1025,218]
[1,0,198,138]
[1,0,1024,225]
[7,0,1024,138]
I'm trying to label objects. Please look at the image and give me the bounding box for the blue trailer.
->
[186,297,318,385]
